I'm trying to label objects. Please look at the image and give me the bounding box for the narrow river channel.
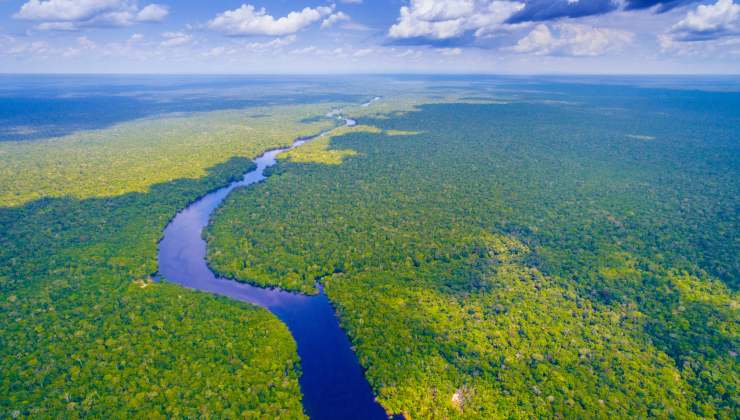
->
[157,116,388,420]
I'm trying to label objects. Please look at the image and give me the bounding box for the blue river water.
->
[157,118,388,420]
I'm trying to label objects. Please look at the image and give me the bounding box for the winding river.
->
[157,116,388,420]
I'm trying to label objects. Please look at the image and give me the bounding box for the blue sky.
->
[0,0,738,73]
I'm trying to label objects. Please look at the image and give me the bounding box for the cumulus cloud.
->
[15,0,122,21]
[208,4,334,36]
[388,0,525,40]
[321,11,351,29]
[665,0,740,42]
[14,0,169,30]
[254,35,297,49]
[136,3,169,22]
[510,22,634,55]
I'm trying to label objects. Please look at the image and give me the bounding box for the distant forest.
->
[1,80,738,418]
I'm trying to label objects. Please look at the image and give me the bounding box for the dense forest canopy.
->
[0,101,352,417]
[1,76,737,418]
[207,83,739,418]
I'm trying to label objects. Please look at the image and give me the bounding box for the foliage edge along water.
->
[0,75,738,419]
[157,112,390,420]
[206,78,739,418]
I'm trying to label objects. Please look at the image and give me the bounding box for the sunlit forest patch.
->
[283,139,360,166]
[282,125,386,165]
[0,104,340,207]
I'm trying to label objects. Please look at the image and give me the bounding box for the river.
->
[157,116,388,419]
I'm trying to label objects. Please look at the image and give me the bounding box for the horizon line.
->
[1,71,740,77]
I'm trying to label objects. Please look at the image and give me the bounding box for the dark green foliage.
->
[208,89,738,418]
[0,156,306,417]
[1,280,303,418]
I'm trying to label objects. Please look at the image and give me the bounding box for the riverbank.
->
[157,116,387,420]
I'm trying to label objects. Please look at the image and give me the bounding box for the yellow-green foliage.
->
[281,125,391,165]
[0,104,338,207]
[284,140,359,165]
[325,234,695,419]
[2,278,305,418]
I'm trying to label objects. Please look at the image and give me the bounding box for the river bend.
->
[157,117,387,419]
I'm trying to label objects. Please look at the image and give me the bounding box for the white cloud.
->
[14,0,169,30]
[206,35,297,57]
[208,4,334,36]
[321,11,351,29]
[511,23,634,56]
[15,0,125,21]
[255,35,297,48]
[35,21,79,31]
[199,35,297,58]
[667,0,740,42]
[470,1,530,37]
[388,0,524,40]
[136,4,168,23]
[160,31,192,48]
[659,32,740,55]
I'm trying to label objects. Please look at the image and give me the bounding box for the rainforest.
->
[0,75,738,419]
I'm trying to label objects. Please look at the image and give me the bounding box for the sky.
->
[0,0,739,74]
